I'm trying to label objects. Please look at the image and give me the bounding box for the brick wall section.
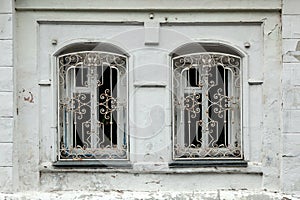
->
[282,0,300,194]
[0,0,13,192]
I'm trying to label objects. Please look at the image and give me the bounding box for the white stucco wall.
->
[282,0,300,195]
[0,0,299,199]
[0,0,13,193]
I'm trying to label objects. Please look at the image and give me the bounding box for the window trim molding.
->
[170,40,250,162]
[51,40,131,163]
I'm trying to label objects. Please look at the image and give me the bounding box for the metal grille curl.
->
[58,51,128,160]
[172,53,242,160]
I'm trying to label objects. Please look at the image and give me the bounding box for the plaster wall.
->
[0,0,14,193]
[282,0,300,195]
[14,0,282,193]
[1,0,299,199]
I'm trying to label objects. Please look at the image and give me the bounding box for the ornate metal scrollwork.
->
[173,53,242,159]
[58,51,128,160]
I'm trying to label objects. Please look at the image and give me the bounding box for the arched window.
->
[172,43,242,160]
[57,43,128,160]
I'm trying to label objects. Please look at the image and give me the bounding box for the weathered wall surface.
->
[12,1,284,197]
[0,0,299,199]
[282,0,300,195]
[0,0,13,193]
[0,190,296,200]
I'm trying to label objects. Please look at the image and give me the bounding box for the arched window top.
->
[56,42,129,73]
[172,52,241,79]
[57,42,128,161]
[58,51,127,73]
[171,42,242,160]
[170,42,244,58]
[55,42,129,57]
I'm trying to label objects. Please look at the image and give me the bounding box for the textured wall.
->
[0,0,299,198]
[0,0,13,193]
[282,0,300,194]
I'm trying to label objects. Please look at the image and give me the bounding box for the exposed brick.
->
[0,67,13,91]
[283,110,300,133]
[0,92,13,117]
[0,118,13,143]
[0,40,12,66]
[0,167,12,192]
[283,0,300,15]
[0,143,12,166]
[0,0,12,13]
[0,14,12,39]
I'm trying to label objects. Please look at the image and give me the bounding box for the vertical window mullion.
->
[109,66,113,147]
[90,66,97,149]
[66,67,74,149]
[202,64,209,149]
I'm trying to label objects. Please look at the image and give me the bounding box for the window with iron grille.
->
[172,44,242,160]
[57,48,128,161]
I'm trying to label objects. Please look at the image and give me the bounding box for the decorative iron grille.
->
[57,51,128,160]
[172,53,242,160]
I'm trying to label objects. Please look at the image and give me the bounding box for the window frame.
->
[170,42,249,164]
[54,47,130,163]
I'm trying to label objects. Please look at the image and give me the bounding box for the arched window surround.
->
[55,42,129,161]
[171,41,247,160]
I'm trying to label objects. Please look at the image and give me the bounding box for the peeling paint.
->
[145,180,161,184]
[23,92,34,103]
[0,191,298,200]
[2,0,297,197]
[19,89,34,103]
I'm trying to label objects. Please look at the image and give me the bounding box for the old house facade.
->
[0,0,299,199]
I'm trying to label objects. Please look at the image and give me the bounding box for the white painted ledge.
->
[39,161,262,174]
[15,0,281,11]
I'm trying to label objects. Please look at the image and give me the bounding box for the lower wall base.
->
[40,172,262,192]
[0,191,298,200]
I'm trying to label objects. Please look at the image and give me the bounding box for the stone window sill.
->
[169,159,248,168]
[52,160,132,168]
[40,161,262,175]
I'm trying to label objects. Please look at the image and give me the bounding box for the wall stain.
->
[19,89,34,103]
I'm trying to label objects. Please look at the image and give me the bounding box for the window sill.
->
[169,159,248,168]
[52,160,132,169]
[40,161,262,175]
